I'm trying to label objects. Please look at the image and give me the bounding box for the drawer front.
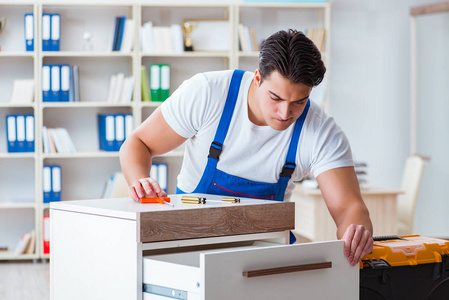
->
[202,240,358,300]
[143,240,358,300]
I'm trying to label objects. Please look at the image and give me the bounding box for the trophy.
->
[0,17,6,52]
[183,22,195,51]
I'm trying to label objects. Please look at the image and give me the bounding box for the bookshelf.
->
[0,1,330,260]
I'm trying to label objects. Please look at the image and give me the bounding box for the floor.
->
[0,261,49,300]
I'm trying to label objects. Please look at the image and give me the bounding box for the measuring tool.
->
[140,197,174,206]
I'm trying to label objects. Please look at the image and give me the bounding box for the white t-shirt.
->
[161,70,353,201]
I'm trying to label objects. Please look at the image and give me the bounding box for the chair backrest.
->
[397,155,426,235]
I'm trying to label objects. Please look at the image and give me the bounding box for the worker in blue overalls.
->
[120,29,373,266]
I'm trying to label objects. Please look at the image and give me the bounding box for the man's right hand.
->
[129,177,167,201]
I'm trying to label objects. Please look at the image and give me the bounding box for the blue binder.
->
[42,14,51,51]
[43,166,52,203]
[6,115,17,153]
[24,14,34,51]
[16,115,26,152]
[116,16,126,51]
[25,114,35,152]
[60,64,71,102]
[51,165,62,202]
[98,114,116,151]
[50,64,61,102]
[50,14,60,51]
[42,65,51,102]
[114,114,125,151]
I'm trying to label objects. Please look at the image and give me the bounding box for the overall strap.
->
[280,99,311,178]
[208,69,245,161]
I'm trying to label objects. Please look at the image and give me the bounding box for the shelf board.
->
[0,202,36,209]
[0,252,39,261]
[42,102,133,108]
[239,2,328,9]
[42,51,133,58]
[238,51,260,58]
[0,52,35,57]
[0,153,36,159]
[42,150,183,159]
[141,51,231,58]
[141,102,163,108]
[0,102,36,108]
[43,151,120,159]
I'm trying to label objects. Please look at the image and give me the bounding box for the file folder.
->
[25,115,35,152]
[60,64,70,102]
[16,115,26,152]
[43,215,50,254]
[98,114,116,151]
[6,115,17,153]
[150,64,160,102]
[42,14,51,51]
[125,114,134,138]
[51,165,62,202]
[160,64,170,101]
[50,65,61,102]
[42,65,51,102]
[24,13,34,51]
[150,163,158,182]
[50,14,60,51]
[114,114,125,151]
[158,163,168,192]
[43,166,52,203]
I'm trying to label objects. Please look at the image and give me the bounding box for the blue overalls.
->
[176,69,310,243]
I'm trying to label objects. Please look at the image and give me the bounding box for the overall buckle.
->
[280,163,296,178]
[208,141,223,161]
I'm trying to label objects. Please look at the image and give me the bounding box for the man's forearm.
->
[336,202,373,239]
[119,135,153,185]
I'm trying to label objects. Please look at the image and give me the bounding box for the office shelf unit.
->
[0,2,330,260]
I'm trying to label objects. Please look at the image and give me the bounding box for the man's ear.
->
[254,69,262,87]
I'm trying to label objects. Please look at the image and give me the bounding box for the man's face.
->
[254,70,312,131]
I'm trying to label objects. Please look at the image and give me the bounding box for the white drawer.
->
[143,240,358,300]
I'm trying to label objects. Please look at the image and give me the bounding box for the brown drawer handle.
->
[242,261,332,278]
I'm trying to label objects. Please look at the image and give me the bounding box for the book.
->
[239,24,252,52]
[141,65,151,102]
[102,172,129,198]
[250,28,259,51]
[47,127,76,153]
[72,65,80,102]
[120,19,135,53]
[25,230,36,254]
[141,21,155,53]
[14,231,32,256]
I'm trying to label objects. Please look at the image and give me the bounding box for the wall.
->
[3,0,446,236]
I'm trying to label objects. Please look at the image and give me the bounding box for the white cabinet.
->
[1,2,331,261]
[50,195,357,300]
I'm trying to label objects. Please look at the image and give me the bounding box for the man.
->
[120,29,373,266]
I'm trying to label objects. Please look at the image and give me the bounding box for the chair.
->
[397,155,427,235]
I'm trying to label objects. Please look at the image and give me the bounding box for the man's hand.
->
[342,224,373,266]
[128,177,167,201]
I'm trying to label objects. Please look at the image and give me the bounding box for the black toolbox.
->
[360,235,449,300]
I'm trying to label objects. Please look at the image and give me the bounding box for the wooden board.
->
[138,202,294,243]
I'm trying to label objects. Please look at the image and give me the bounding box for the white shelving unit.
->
[0,1,330,260]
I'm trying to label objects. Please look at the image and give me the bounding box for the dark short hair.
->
[259,29,326,87]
